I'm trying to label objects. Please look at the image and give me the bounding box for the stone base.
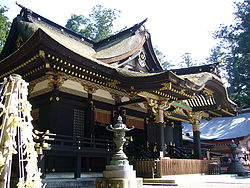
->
[103,165,136,179]
[96,177,143,188]
[227,161,246,176]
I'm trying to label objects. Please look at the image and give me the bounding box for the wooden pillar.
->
[192,112,203,159]
[38,154,45,178]
[173,121,183,147]
[193,130,202,158]
[146,115,157,151]
[164,121,173,157]
[86,157,90,171]
[164,121,174,145]
[147,99,170,156]
[74,153,81,178]
[155,105,165,154]
[85,91,94,139]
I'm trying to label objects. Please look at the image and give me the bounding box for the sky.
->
[0,0,240,65]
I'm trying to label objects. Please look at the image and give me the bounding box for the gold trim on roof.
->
[221,109,236,116]
[0,52,41,79]
[160,82,193,99]
[152,90,177,100]
[208,110,222,117]
[47,53,112,81]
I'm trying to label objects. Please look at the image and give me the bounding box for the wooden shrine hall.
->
[0,6,237,178]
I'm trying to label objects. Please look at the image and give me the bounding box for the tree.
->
[214,0,250,108]
[65,5,121,42]
[0,5,11,53]
[179,52,196,68]
[154,46,172,69]
[206,46,225,64]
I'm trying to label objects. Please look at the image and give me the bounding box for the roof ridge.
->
[18,4,94,45]
[94,19,148,49]
[16,3,148,50]
[170,63,221,76]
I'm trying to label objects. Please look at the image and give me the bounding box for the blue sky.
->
[1,0,240,66]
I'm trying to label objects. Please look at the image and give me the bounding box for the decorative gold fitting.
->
[39,50,46,58]
[160,82,172,91]
[107,80,121,88]
[45,63,50,68]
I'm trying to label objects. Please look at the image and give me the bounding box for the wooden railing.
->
[134,158,210,178]
[35,131,115,153]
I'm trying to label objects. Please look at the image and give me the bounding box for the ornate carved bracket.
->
[81,83,98,94]
[189,111,203,131]
[111,93,122,102]
[47,72,67,89]
[147,98,170,123]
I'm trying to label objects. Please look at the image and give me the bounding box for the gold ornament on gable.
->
[16,35,24,49]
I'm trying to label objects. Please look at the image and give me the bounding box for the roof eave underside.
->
[0,28,218,98]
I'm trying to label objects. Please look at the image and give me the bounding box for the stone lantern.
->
[96,116,143,188]
[227,140,246,176]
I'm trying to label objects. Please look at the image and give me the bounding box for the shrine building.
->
[0,5,238,178]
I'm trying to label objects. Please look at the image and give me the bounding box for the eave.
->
[185,81,237,117]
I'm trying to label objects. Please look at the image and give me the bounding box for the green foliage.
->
[65,5,121,42]
[0,5,11,53]
[206,46,225,64]
[214,0,250,108]
[206,46,227,78]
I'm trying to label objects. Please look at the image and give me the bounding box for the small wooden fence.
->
[134,158,210,178]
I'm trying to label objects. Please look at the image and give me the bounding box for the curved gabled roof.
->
[0,7,163,73]
[0,5,237,118]
[95,31,146,62]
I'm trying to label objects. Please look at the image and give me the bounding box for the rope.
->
[0,75,43,188]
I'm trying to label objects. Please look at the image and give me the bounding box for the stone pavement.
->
[41,172,250,187]
[143,174,250,188]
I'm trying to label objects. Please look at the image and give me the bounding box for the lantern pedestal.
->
[227,140,246,176]
[96,116,142,188]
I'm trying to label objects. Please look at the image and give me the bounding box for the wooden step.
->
[143,178,177,186]
[143,178,175,184]
[143,182,178,186]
